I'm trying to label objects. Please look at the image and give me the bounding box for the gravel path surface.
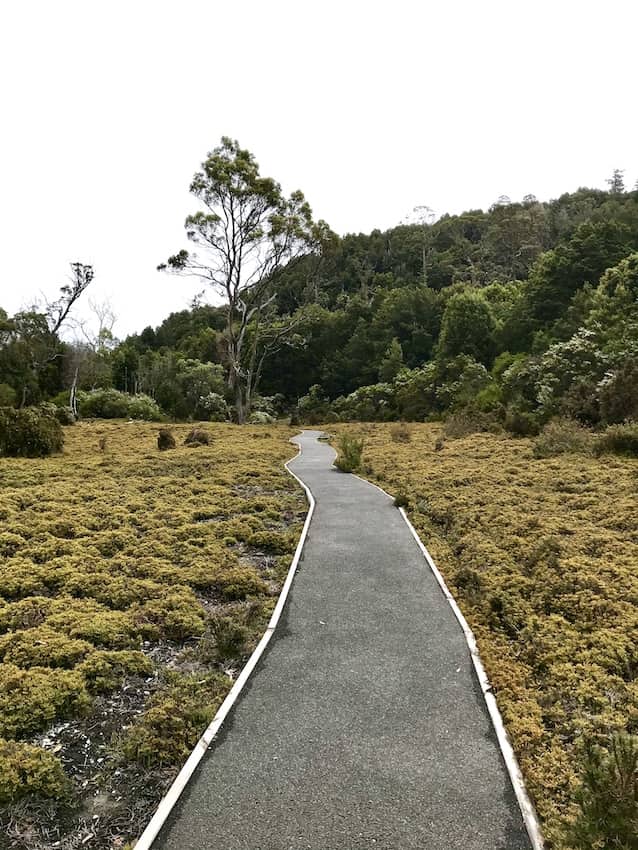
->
[154,430,532,849]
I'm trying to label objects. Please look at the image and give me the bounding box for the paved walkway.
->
[155,430,531,850]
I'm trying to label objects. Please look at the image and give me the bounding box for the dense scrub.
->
[337,423,638,849]
[0,421,305,849]
[0,407,64,458]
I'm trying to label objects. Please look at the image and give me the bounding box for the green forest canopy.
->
[2,176,638,431]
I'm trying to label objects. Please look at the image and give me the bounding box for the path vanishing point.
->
[153,430,535,850]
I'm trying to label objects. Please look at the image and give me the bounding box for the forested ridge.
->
[4,173,636,436]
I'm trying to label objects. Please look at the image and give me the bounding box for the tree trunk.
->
[234,380,247,424]
[70,367,79,418]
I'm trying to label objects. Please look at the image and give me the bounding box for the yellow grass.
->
[0,420,305,843]
[333,422,638,849]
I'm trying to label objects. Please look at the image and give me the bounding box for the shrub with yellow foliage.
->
[0,420,304,847]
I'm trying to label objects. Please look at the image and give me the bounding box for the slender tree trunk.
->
[70,367,79,418]
[234,380,247,424]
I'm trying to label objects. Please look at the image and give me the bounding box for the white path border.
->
[133,440,315,850]
[350,470,545,850]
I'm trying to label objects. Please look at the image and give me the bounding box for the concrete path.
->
[155,430,532,850]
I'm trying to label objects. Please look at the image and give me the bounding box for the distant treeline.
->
[2,178,638,430]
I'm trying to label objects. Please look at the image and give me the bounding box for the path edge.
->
[132,439,315,850]
[350,470,545,850]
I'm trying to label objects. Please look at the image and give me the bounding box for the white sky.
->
[1,0,636,338]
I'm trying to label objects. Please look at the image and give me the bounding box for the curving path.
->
[154,430,532,850]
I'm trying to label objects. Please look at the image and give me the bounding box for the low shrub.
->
[334,433,364,473]
[0,407,64,457]
[247,530,292,555]
[533,418,594,459]
[157,428,176,451]
[184,428,211,447]
[79,650,152,693]
[120,671,230,766]
[0,626,92,668]
[571,733,638,850]
[390,422,412,443]
[594,422,638,457]
[131,592,207,641]
[0,740,68,803]
[394,492,410,508]
[212,567,269,601]
[504,407,542,436]
[0,663,91,738]
[209,616,250,660]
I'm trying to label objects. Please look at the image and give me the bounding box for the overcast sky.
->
[1,0,636,338]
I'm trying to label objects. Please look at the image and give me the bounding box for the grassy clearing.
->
[0,420,305,849]
[333,422,638,849]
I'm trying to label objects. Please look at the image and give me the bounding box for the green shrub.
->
[0,740,68,803]
[504,407,541,436]
[196,391,229,421]
[334,433,364,473]
[572,733,638,850]
[0,384,16,407]
[126,394,162,421]
[533,418,594,459]
[120,671,230,766]
[79,388,129,419]
[79,389,161,420]
[37,401,73,425]
[599,359,638,424]
[0,407,64,457]
[249,410,275,424]
[594,422,638,457]
[209,616,250,659]
[394,492,410,508]
[53,405,75,425]
[49,390,72,408]
[297,384,333,425]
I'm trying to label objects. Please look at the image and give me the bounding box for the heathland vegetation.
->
[0,421,304,848]
[332,422,638,849]
[1,142,637,848]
